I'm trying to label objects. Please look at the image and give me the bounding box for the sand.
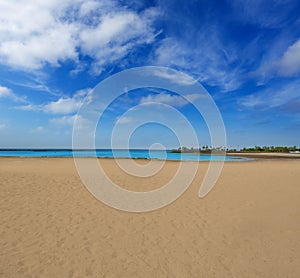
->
[228,152,300,159]
[0,158,299,277]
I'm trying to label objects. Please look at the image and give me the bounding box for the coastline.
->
[2,149,300,161]
[0,151,248,162]
[227,152,300,159]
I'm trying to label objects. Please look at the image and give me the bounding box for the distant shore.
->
[227,152,300,159]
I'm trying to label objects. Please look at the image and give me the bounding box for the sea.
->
[0,149,249,161]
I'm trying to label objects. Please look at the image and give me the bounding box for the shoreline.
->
[227,152,300,159]
[1,152,300,161]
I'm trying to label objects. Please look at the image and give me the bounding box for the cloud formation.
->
[152,68,197,85]
[277,38,300,77]
[0,85,25,102]
[0,85,12,98]
[240,81,300,110]
[153,34,242,92]
[0,0,159,73]
[116,116,135,125]
[140,92,201,107]
[17,88,91,114]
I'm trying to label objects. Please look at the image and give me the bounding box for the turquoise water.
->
[0,149,248,161]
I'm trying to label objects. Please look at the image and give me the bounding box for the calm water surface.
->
[0,149,249,161]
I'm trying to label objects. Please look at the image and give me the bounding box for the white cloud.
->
[29,126,45,133]
[0,85,12,98]
[277,39,300,76]
[0,123,6,130]
[256,38,300,80]
[45,97,82,114]
[0,85,25,102]
[17,88,91,114]
[50,115,77,126]
[0,0,159,73]
[152,68,197,85]
[153,36,242,92]
[79,0,102,17]
[79,8,160,74]
[185,94,204,102]
[19,97,81,114]
[116,116,134,124]
[229,0,295,28]
[50,115,90,131]
[140,93,202,107]
[11,81,61,97]
[0,0,78,70]
[80,13,138,49]
[240,81,300,109]
[35,126,44,132]
[0,25,77,70]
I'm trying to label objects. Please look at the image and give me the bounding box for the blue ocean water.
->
[0,149,248,161]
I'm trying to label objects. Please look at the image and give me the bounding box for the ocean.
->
[0,149,248,161]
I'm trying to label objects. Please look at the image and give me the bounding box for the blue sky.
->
[0,0,300,149]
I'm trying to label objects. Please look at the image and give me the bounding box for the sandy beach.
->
[0,158,299,277]
[227,152,300,159]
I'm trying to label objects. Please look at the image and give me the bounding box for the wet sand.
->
[227,152,300,159]
[0,158,299,277]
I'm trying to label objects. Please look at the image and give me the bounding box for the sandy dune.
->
[0,158,299,277]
